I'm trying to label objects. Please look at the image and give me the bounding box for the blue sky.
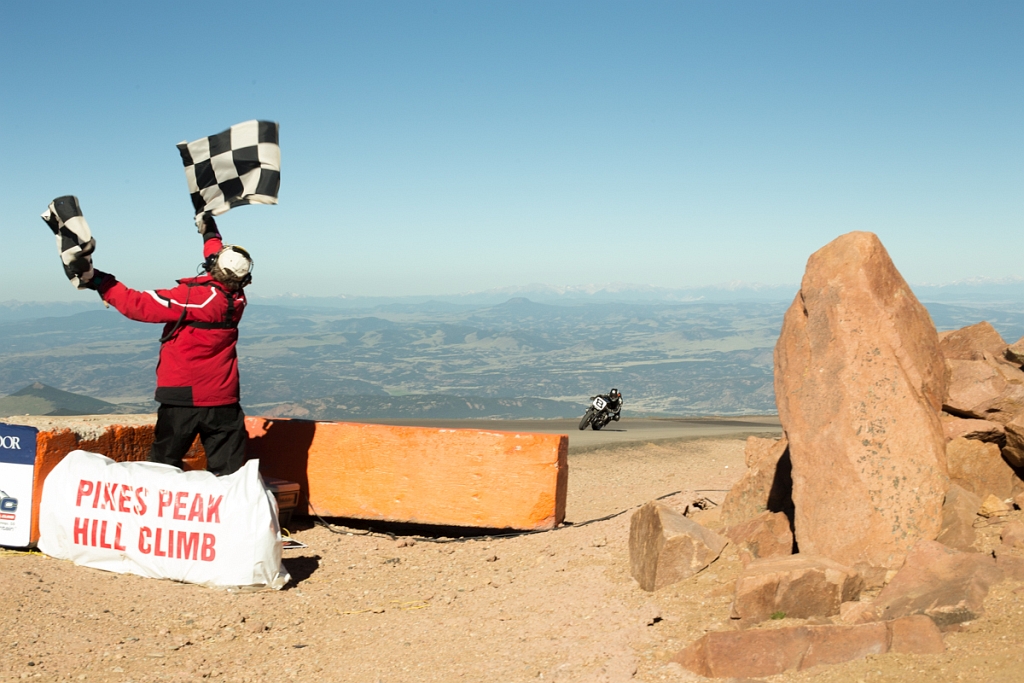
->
[2,1,1020,301]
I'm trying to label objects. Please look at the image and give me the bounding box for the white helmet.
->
[210,245,253,289]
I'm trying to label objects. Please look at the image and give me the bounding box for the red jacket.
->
[99,234,246,407]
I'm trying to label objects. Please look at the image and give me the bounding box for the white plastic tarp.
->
[38,450,290,590]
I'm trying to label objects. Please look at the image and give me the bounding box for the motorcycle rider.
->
[79,215,253,476]
[602,388,623,421]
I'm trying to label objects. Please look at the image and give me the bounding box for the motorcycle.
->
[578,395,617,431]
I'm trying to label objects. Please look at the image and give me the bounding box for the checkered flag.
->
[177,120,280,227]
[41,195,96,290]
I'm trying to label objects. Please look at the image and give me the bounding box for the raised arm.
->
[199,215,223,260]
[95,278,191,324]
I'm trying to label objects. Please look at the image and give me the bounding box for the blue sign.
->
[0,423,37,466]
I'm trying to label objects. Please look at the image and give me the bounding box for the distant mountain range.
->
[1,285,1022,419]
[5,277,1024,320]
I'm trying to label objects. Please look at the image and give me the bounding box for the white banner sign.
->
[38,451,290,590]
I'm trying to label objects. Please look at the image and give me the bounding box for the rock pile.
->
[628,231,1024,678]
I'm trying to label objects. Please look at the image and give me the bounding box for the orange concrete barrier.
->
[22,416,567,543]
[246,418,568,531]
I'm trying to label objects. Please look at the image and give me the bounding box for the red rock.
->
[719,436,792,527]
[1000,521,1024,549]
[994,551,1024,581]
[852,563,889,590]
[869,540,1004,630]
[774,232,949,569]
[799,622,890,670]
[935,484,980,551]
[938,322,1007,361]
[731,554,863,623]
[940,414,1006,444]
[944,357,1024,424]
[674,618,942,678]
[888,615,945,654]
[725,511,794,566]
[979,493,1010,518]
[674,626,810,678]
[945,437,1015,500]
[1005,335,1024,366]
[1001,413,1024,468]
[629,501,728,591]
[839,599,875,624]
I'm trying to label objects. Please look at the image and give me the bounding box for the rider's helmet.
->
[208,245,253,291]
[609,388,620,399]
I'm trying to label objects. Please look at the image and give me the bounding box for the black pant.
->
[150,403,247,476]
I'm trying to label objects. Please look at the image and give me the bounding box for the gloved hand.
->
[196,213,218,235]
[81,270,116,293]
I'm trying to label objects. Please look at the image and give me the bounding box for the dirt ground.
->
[4,434,1024,683]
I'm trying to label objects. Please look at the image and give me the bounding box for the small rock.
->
[629,501,729,592]
[938,322,1007,362]
[731,554,863,623]
[994,552,1024,581]
[888,615,945,655]
[936,485,981,551]
[851,564,889,590]
[979,494,1011,518]
[719,436,792,528]
[1002,413,1024,468]
[941,414,1006,443]
[945,357,1024,425]
[1000,521,1024,548]
[946,437,1016,500]
[725,511,794,566]
[839,600,874,624]
[484,554,498,562]
[1005,335,1024,365]
[870,540,1003,630]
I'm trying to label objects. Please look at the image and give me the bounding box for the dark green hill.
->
[0,382,121,417]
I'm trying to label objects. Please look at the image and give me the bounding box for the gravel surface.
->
[3,436,1023,682]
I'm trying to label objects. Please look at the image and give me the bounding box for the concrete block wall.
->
[13,415,568,544]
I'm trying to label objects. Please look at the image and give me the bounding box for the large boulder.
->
[774,232,949,569]
[938,322,1007,361]
[719,436,792,527]
[731,554,863,623]
[945,437,1016,500]
[628,501,728,591]
[944,356,1024,424]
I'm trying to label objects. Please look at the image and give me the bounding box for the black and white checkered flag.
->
[177,120,280,227]
[41,195,96,290]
